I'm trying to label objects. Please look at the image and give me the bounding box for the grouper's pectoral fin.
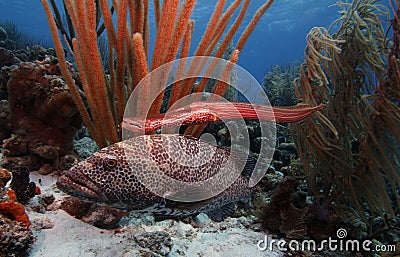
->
[206,203,235,222]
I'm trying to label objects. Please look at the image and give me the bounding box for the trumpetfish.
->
[58,102,325,221]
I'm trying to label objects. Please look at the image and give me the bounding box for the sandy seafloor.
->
[24,171,285,257]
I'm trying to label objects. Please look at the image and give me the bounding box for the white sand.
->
[24,172,283,257]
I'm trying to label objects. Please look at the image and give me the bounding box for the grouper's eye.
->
[103,157,118,169]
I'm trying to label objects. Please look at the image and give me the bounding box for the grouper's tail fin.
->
[206,152,256,222]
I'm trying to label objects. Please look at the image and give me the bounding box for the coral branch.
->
[41,0,97,143]
[42,0,275,147]
[236,0,274,51]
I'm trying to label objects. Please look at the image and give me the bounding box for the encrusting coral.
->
[0,189,31,227]
[0,166,33,253]
[0,183,33,256]
[60,196,128,229]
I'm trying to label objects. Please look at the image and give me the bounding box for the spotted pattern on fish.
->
[57,134,255,221]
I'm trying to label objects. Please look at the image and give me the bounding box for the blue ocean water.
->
[0,0,358,82]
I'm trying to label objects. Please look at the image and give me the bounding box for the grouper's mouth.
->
[57,168,105,201]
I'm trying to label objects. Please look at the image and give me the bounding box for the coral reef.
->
[259,177,308,239]
[0,215,34,257]
[0,44,64,101]
[256,172,368,241]
[0,55,82,172]
[0,21,49,50]
[289,0,400,238]
[262,63,300,106]
[0,26,6,41]
[13,46,56,64]
[0,46,55,75]
[0,24,16,50]
[0,47,17,68]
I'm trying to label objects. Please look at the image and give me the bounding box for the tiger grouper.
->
[57,134,257,221]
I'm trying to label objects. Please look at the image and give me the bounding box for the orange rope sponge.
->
[0,190,31,227]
